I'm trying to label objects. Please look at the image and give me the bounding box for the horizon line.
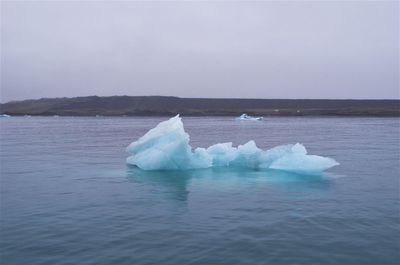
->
[2,95,400,104]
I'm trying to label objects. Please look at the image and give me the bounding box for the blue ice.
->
[126,115,339,174]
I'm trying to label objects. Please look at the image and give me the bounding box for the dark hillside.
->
[1,96,399,116]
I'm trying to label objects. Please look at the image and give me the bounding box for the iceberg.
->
[236,113,263,121]
[126,115,339,174]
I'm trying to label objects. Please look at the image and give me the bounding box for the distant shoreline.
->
[1,96,399,117]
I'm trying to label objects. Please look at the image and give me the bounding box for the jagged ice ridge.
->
[126,115,339,174]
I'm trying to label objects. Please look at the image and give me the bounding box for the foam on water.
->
[126,115,339,174]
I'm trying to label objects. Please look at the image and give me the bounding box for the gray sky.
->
[1,1,399,102]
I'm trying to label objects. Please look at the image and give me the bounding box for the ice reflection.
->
[126,166,336,202]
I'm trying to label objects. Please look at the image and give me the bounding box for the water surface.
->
[1,116,399,264]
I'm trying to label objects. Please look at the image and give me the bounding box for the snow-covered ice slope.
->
[126,115,339,174]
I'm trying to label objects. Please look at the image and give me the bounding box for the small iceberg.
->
[237,113,263,121]
[126,115,339,174]
[0,114,11,118]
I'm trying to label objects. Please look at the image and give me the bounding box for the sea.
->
[0,116,399,265]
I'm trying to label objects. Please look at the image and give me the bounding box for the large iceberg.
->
[126,115,339,174]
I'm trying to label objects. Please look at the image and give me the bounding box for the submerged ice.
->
[126,115,339,174]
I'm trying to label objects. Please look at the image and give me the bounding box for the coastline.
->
[1,96,399,117]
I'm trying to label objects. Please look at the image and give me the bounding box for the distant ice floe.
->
[126,115,339,174]
[236,113,263,121]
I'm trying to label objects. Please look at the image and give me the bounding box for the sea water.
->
[0,116,399,265]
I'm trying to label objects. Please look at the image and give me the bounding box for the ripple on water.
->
[1,117,399,265]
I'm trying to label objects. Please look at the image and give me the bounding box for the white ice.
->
[236,113,263,121]
[126,115,339,174]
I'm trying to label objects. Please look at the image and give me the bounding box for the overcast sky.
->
[1,1,398,102]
